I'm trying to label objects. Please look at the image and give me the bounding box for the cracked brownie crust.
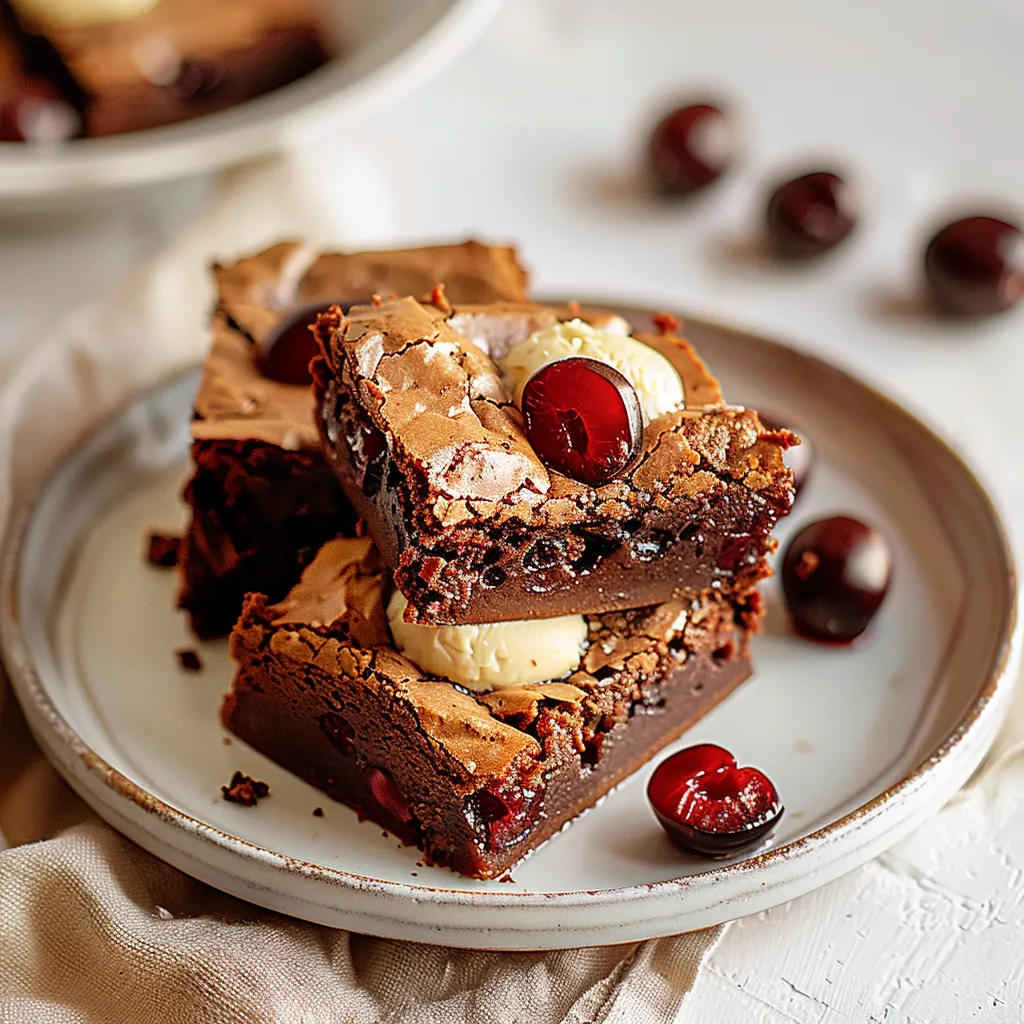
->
[312,298,796,626]
[224,538,758,879]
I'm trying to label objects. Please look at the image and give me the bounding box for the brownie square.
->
[312,298,796,626]
[5,0,329,137]
[224,538,759,879]
[179,241,532,639]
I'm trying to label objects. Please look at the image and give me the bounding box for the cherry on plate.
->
[924,215,1024,317]
[782,516,892,644]
[648,102,735,196]
[766,171,857,259]
[257,301,344,385]
[521,356,643,487]
[647,744,783,857]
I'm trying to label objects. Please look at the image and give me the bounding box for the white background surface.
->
[2,0,1023,1019]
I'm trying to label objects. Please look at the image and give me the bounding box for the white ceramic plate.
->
[1,309,1019,949]
[0,0,501,208]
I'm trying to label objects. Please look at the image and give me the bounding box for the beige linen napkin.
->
[0,155,724,1024]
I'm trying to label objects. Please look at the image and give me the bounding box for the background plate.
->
[1,308,1019,949]
[0,0,502,210]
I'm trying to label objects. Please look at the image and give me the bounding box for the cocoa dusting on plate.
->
[221,771,270,807]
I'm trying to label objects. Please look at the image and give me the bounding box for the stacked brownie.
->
[179,240,531,638]
[0,0,329,139]
[212,259,795,879]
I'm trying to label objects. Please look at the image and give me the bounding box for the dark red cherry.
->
[766,171,857,258]
[0,80,79,143]
[320,713,355,756]
[257,303,334,385]
[521,356,643,487]
[473,783,541,852]
[367,768,413,824]
[782,516,892,644]
[648,103,735,195]
[924,215,1024,317]
[648,744,783,856]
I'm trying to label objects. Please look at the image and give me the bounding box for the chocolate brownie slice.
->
[4,0,329,137]
[224,538,758,879]
[312,298,796,626]
[179,241,531,639]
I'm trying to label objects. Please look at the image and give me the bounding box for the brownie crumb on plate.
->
[221,771,269,806]
[312,806,324,817]
[176,648,203,671]
[146,532,181,568]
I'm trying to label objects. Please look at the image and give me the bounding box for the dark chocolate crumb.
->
[222,737,231,745]
[147,532,181,568]
[312,807,324,817]
[221,771,269,807]
[176,648,203,672]
[410,871,417,877]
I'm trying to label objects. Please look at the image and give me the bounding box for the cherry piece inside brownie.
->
[312,299,796,626]
[223,538,761,879]
[178,240,531,638]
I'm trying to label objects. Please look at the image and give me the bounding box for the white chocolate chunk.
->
[387,591,587,692]
[500,319,684,424]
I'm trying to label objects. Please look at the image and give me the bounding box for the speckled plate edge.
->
[1,306,1020,949]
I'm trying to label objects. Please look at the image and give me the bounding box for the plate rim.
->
[1,305,1020,915]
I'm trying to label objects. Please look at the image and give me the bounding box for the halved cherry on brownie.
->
[647,744,783,856]
[520,356,643,487]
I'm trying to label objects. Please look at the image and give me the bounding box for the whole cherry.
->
[648,744,783,856]
[924,215,1024,317]
[765,171,857,259]
[520,356,643,487]
[648,102,735,196]
[782,516,892,644]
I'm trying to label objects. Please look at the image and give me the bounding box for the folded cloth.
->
[0,153,725,1024]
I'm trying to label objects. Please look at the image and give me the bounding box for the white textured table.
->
[1,1,1022,1020]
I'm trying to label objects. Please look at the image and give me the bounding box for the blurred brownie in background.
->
[0,3,81,141]
[3,0,330,137]
[180,240,530,639]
